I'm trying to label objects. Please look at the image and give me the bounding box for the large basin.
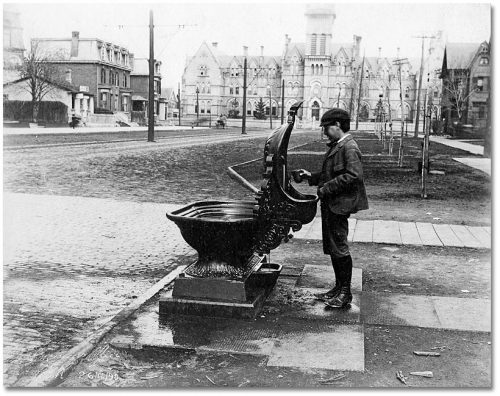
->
[166,201,263,278]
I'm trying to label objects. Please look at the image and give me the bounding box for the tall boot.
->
[324,255,353,308]
[314,256,342,300]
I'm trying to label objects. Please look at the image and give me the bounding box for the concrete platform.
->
[108,266,490,375]
[362,292,491,332]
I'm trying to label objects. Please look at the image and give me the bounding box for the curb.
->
[26,265,186,388]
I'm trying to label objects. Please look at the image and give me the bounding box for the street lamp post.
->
[196,86,199,121]
[268,84,272,130]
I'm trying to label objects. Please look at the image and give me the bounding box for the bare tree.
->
[442,71,478,122]
[18,42,63,122]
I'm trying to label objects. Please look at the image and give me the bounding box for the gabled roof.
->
[284,42,305,58]
[3,76,79,92]
[444,42,481,70]
[331,43,355,59]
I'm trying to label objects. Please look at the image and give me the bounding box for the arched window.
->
[320,64,323,75]
[235,86,240,95]
[229,85,234,95]
[201,84,206,94]
[342,83,347,97]
[253,84,257,95]
[247,101,253,116]
[288,81,293,94]
[311,100,320,120]
[294,82,300,95]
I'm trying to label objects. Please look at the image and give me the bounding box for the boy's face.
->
[323,122,344,142]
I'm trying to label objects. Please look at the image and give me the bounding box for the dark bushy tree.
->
[254,97,267,119]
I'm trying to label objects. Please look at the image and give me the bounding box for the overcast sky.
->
[7,1,492,87]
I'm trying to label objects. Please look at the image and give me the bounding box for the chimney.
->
[377,47,382,64]
[260,45,264,58]
[71,31,79,57]
[129,53,135,70]
[212,42,218,48]
[352,35,361,58]
[243,45,248,57]
[397,47,400,58]
[285,34,289,52]
[65,69,72,84]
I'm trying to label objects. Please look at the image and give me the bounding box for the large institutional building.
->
[181,4,443,124]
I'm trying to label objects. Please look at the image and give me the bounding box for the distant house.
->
[32,32,133,118]
[130,58,162,122]
[3,76,94,124]
[440,41,491,130]
[161,87,179,121]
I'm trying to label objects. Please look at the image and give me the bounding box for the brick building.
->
[130,57,163,121]
[32,32,134,117]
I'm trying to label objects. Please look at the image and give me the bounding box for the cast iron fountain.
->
[160,101,318,318]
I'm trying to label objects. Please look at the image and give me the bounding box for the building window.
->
[433,88,439,98]
[405,86,410,98]
[101,68,106,84]
[479,57,489,65]
[114,94,118,111]
[320,34,326,55]
[311,34,317,55]
[207,101,211,114]
[122,96,128,112]
[229,86,234,95]
[235,86,239,95]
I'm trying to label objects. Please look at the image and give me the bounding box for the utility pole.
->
[393,58,408,167]
[242,54,247,134]
[414,35,436,138]
[148,9,155,142]
[355,53,365,130]
[421,72,431,198]
[349,86,354,115]
[177,83,181,126]
[281,79,285,124]
[387,74,394,155]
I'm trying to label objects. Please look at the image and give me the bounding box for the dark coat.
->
[309,135,369,215]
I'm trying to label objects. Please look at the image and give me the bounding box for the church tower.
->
[304,3,336,121]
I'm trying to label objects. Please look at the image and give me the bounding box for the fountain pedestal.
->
[161,102,317,318]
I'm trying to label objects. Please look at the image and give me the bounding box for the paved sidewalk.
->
[429,136,485,155]
[293,217,491,249]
